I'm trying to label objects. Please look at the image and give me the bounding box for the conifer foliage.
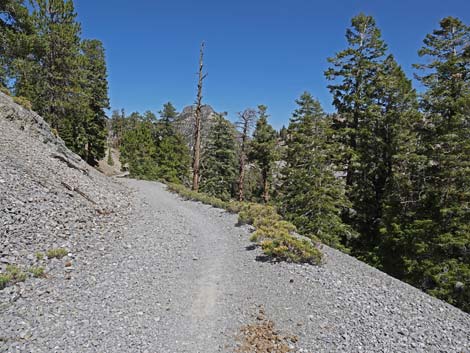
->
[249,105,277,203]
[200,114,238,201]
[1,0,110,164]
[118,105,190,183]
[402,17,470,311]
[279,93,354,249]
[154,103,190,183]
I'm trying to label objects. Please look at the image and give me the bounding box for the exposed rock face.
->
[0,92,131,273]
[173,104,219,151]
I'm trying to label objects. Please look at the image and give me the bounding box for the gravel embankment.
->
[2,178,469,352]
[0,92,131,273]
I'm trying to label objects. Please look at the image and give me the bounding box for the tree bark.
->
[262,169,270,203]
[192,42,206,192]
[236,109,257,201]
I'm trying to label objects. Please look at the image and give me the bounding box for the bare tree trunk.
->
[262,169,269,203]
[236,109,257,201]
[238,129,248,201]
[192,42,206,192]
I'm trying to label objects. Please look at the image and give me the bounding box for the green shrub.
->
[13,96,32,110]
[238,203,279,226]
[0,274,12,289]
[29,266,45,278]
[167,183,230,210]
[35,252,44,261]
[167,182,324,265]
[249,221,297,243]
[5,265,27,283]
[47,248,68,259]
[0,86,11,96]
[226,201,243,214]
[261,236,323,265]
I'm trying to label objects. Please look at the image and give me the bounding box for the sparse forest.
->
[1,1,469,313]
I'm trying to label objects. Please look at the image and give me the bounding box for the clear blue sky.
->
[75,0,470,129]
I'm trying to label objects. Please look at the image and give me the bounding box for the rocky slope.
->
[0,92,131,282]
[1,93,469,352]
[3,179,469,352]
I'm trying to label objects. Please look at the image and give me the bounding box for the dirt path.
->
[1,179,469,353]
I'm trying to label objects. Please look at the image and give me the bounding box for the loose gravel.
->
[1,92,469,352]
[2,178,469,352]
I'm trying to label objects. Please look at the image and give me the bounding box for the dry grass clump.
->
[29,266,45,278]
[235,307,298,353]
[47,248,68,259]
[0,265,28,289]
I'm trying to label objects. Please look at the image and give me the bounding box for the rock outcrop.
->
[173,104,219,151]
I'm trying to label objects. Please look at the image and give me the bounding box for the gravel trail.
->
[2,179,470,353]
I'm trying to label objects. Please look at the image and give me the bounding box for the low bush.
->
[36,252,44,261]
[261,236,323,265]
[5,265,27,283]
[0,274,12,290]
[13,96,32,110]
[29,266,45,278]
[47,248,68,259]
[0,86,11,96]
[168,183,323,265]
[249,221,296,243]
[167,183,230,210]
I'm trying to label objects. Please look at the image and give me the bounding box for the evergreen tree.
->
[278,125,288,141]
[154,103,190,183]
[375,56,423,278]
[159,101,178,125]
[325,13,413,263]
[120,114,158,179]
[279,92,354,249]
[404,17,470,311]
[0,0,36,89]
[30,0,85,147]
[248,105,277,203]
[110,109,126,147]
[81,39,109,165]
[200,114,237,200]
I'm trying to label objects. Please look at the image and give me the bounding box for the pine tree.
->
[200,114,237,200]
[110,109,126,147]
[0,0,36,89]
[81,39,109,165]
[248,105,277,203]
[404,17,470,312]
[120,115,158,180]
[376,56,423,278]
[154,102,190,183]
[30,0,88,156]
[325,13,405,263]
[279,92,354,249]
